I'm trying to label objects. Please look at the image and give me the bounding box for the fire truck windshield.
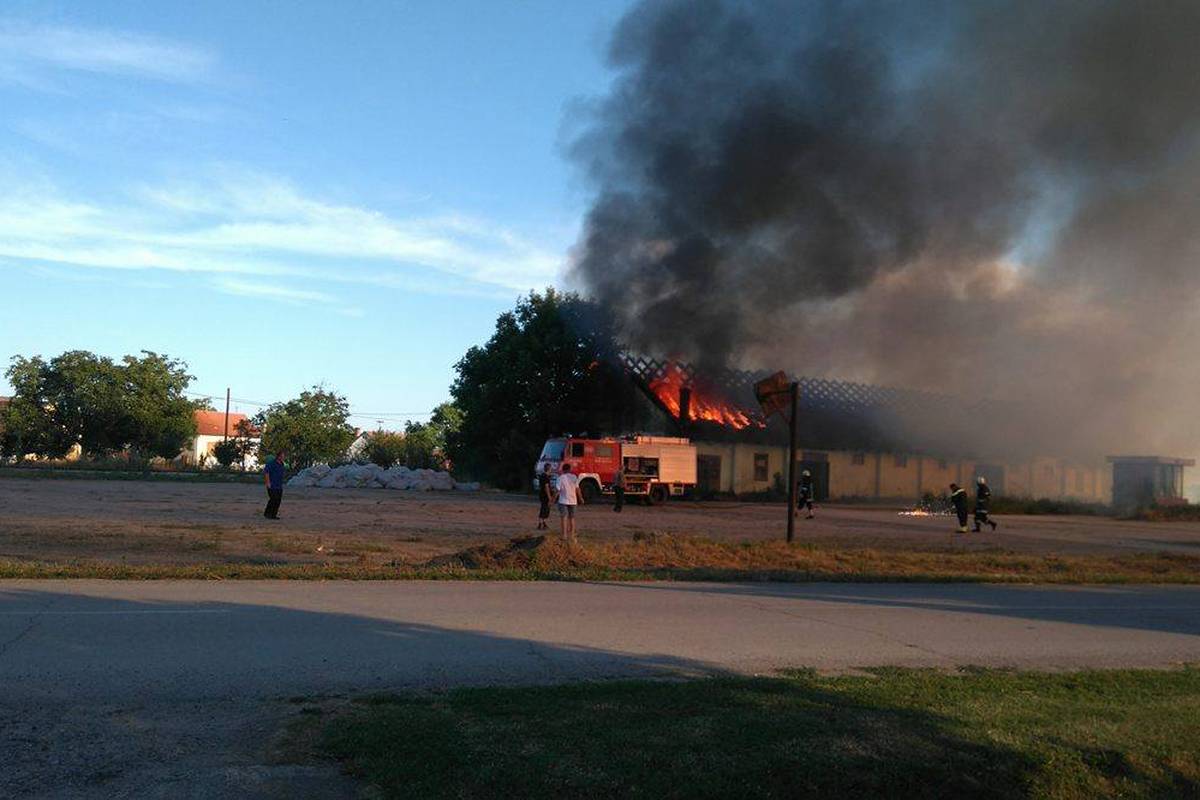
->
[540,440,566,460]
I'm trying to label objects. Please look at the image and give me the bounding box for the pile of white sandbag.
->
[287,463,480,492]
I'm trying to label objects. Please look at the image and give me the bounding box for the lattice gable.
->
[619,353,963,419]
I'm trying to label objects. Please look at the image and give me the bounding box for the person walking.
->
[612,465,626,513]
[263,451,286,520]
[796,469,815,519]
[536,464,553,530]
[949,482,969,533]
[554,462,583,542]
[973,476,998,531]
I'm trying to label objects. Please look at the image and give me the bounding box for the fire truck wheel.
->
[580,479,601,503]
[648,484,669,505]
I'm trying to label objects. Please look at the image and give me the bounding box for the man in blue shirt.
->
[263,451,286,520]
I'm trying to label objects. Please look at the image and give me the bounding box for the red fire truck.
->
[535,435,698,504]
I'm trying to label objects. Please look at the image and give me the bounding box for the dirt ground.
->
[3,478,1200,568]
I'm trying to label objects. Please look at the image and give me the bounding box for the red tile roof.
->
[194,409,257,437]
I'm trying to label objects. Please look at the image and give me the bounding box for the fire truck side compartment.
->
[624,439,698,485]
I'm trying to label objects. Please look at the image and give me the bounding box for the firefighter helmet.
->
[977,476,987,485]
[802,469,811,477]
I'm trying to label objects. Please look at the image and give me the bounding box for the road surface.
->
[3,580,1199,798]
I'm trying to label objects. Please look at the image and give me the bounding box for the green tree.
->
[212,437,242,468]
[212,418,258,469]
[400,421,442,469]
[118,352,200,459]
[430,401,463,442]
[1,350,202,460]
[2,355,78,459]
[399,402,462,470]
[363,430,406,469]
[253,386,356,469]
[448,289,647,488]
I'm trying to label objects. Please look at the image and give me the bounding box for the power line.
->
[184,390,434,417]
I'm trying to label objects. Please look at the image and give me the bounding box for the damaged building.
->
[621,356,1114,503]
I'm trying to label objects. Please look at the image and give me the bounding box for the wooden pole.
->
[223,388,231,441]
[787,381,799,544]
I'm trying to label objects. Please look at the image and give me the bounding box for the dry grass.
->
[5,533,1199,583]
[435,533,1200,583]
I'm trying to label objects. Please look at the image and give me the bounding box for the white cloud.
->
[214,278,337,304]
[0,165,565,304]
[0,22,215,84]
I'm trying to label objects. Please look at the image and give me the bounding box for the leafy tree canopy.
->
[254,386,356,469]
[363,430,406,469]
[363,401,462,470]
[1,350,202,460]
[448,289,647,488]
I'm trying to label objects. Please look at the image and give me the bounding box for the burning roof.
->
[646,362,764,430]
[621,354,1010,458]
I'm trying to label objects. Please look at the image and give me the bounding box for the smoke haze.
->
[571,0,1200,458]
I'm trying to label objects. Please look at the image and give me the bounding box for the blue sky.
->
[0,0,633,427]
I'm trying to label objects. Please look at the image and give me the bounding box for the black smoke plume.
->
[571,0,1200,458]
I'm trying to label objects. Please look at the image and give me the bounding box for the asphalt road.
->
[4,580,1199,698]
[3,580,1200,798]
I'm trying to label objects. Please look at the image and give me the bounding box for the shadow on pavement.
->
[598,581,1200,636]
[0,588,715,799]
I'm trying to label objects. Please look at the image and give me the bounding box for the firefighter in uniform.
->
[949,483,969,532]
[973,476,998,531]
[796,469,815,519]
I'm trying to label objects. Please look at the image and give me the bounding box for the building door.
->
[797,451,830,501]
[696,455,722,496]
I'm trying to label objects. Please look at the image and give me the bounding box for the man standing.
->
[555,462,583,541]
[612,464,626,513]
[263,451,286,520]
[974,476,998,531]
[796,469,815,519]
[949,482,969,533]
[536,464,553,530]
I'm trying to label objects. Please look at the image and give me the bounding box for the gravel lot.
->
[3,477,1200,566]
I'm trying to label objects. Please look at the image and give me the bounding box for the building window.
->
[894,454,908,468]
[1075,472,1084,492]
[753,453,769,482]
[852,453,866,466]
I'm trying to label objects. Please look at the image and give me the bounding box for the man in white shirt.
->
[554,462,583,541]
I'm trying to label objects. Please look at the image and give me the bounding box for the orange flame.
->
[648,363,764,430]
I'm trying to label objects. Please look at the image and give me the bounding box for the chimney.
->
[679,386,691,427]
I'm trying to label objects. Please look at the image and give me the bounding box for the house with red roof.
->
[185,409,260,469]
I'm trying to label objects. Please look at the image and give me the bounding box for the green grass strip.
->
[317,667,1200,799]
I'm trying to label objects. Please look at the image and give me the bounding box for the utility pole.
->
[786,381,799,544]
[223,388,231,441]
[752,371,801,544]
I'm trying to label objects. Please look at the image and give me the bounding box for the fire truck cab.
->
[535,435,697,504]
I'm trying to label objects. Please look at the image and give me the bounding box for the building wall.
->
[1002,457,1110,502]
[918,456,968,496]
[827,452,875,497]
[182,434,260,469]
[691,439,1111,503]
[874,453,915,498]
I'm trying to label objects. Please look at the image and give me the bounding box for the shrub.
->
[212,438,242,468]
